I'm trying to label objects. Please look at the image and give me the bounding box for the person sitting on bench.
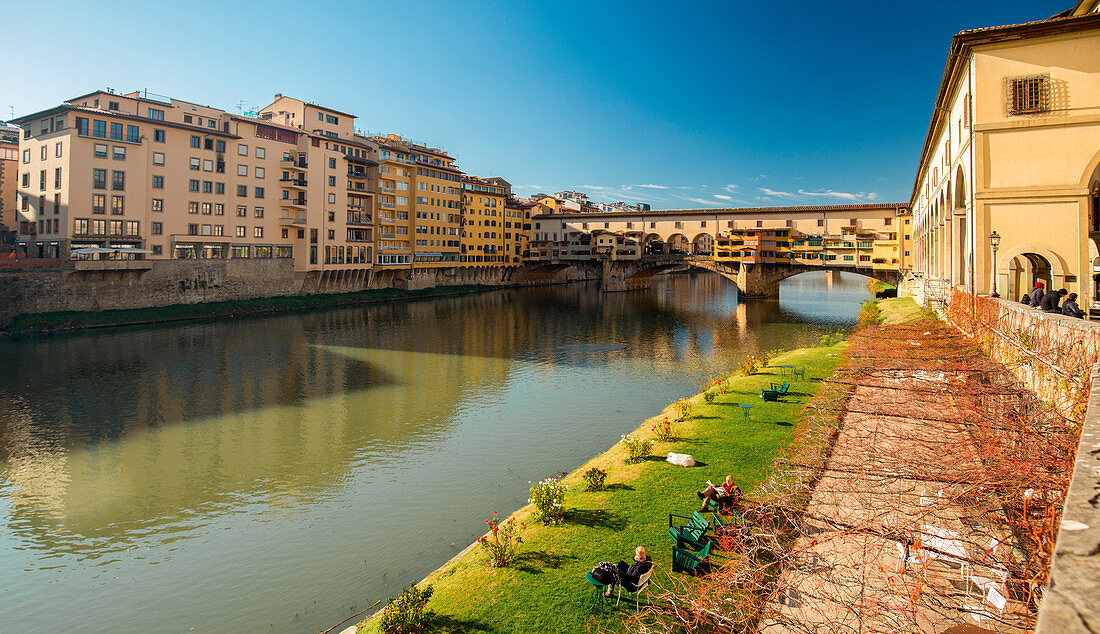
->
[696,475,742,513]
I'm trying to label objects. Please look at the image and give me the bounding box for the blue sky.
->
[3,0,1070,208]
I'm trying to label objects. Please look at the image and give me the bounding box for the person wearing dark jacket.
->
[1040,288,1068,313]
[1062,292,1085,318]
[1020,294,1032,304]
[1029,281,1045,308]
[604,546,653,596]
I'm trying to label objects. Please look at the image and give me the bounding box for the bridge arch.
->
[667,233,689,255]
[691,232,714,255]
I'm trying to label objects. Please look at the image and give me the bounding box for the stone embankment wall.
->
[0,259,600,327]
[937,290,1100,633]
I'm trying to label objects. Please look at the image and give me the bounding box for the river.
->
[0,271,870,632]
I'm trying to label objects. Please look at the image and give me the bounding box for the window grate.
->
[1007,75,1049,115]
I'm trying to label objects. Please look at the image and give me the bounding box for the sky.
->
[1,0,1072,209]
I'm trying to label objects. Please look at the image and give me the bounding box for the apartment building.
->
[0,124,18,248]
[504,196,535,263]
[12,90,376,280]
[370,135,461,269]
[460,176,507,265]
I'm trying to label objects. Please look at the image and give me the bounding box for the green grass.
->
[876,296,930,324]
[359,343,848,633]
[3,284,490,334]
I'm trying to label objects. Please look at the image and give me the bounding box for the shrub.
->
[739,355,760,375]
[477,511,525,566]
[528,477,568,524]
[856,300,883,329]
[582,467,607,491]
[621,434,654,463]
[652,417,675,441]
[820,332,848,347]
[378,584,434,634]
[673,398,692,421]
[703,391,716,405]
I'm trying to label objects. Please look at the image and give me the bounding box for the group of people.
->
[595,475,744,597]
[1022,280,1085,318]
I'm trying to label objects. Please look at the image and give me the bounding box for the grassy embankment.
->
[3,284,491,334]
[357,342,849,633]
[858,296,929,327]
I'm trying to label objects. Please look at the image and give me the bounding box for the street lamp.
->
[989,231,1001,297]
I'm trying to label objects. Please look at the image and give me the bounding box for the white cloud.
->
[723,184,738,192]
[759,187,796,197]
[796,189,880,201]
[713,194,734,201]
[632,184,668,189]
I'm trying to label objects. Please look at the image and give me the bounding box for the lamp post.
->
[989,231,1001,297]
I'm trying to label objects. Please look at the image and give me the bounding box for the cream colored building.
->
[460,176,508,265]
[13,90,376,285]
[910,1,1100,304]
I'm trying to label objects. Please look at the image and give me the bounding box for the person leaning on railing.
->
[1040,288,1068,313]
[1061,292,1085,318]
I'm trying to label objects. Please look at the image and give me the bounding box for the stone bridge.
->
[599,255,900,297]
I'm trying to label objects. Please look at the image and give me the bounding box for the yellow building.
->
[370,135,461,270]
[460,176,507,265]
[503,196,534,263]
[909,2,1100,304]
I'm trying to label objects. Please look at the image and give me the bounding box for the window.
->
[202,181,212,193]
[111,195,124,215]
[215,140,225,152]
[255,167,264,178]
[93,169,107,189]
[184,115,193,124]
[147,108,164,121]
[254,207,264,218]
[254,226,263,238]
[190,135,201,148]
[76,117,89,135]
[190,157,201,170]
[152,198,163,213]
[254,187,264,198]
[110,122,124,140]
[92,120,106,138]
[126,125,140,143]
[151,222,163,235]
[74,218,89,234]
[94,144,107,158]
[1008,75,1049,115]
[237,185,247,197]
[153,152,165,165]
[238,164,248,176]
[236,226,247,237]
[54,168,62,188]
[55,142,63,158]
[214,225,224,236]
[40,145,47,160]
[209,121,217,129]
[92,194,106,214]
[236,206,247,217]
[188,223,199,235]
[188,201,199,214]
[111,171,125,190]
[238,144,248,156]
[329,158,336,169]
[202,202,212,215]
[328,193,336,204]
[189,179,199,192]
[204,138,214,150]
[203,159,213,172]
[325,114,338,124]
[154,129,165,143]
[108,101,119,111]
[215,183,224,195]
[215,203,224,215]
[113,146,126,160]
[255,147,265,159]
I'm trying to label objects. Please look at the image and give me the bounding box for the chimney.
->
[274,93,282,99]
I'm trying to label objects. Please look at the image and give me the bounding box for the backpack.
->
[591,561,617,584]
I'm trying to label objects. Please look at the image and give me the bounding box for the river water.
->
[0,271,869,632]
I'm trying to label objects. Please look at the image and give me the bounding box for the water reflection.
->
[0,271,869,632]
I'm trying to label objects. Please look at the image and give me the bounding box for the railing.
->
[380,186,396,194]
[380,201,395,209]
[280,177,308,187]
[347,213,372,226]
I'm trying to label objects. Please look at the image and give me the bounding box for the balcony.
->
[347,169,370,179]
[280,197,307,209]
[380,186,396,194]
[380,200,396,210]
[280,177,308,189]
[347,183,373,193]
[347,212,373,226]
[281,156,307,169]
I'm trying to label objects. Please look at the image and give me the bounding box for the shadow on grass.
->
[774,421,794,427]
[512,550,580,575]
[604,483,635,492]
[563,508,628,531]
[422,613,492,632]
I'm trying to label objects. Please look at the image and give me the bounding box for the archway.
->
[954,166,967,209]
[691,233,714,255]
[642,233,664,255]
[1006,253,1052,301]
[667,233,689,255]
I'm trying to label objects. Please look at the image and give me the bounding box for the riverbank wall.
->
[934,289,1100,632]
[0,259,599,331]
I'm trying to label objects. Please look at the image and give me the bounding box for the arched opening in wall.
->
[1007,253,1053,302]
[642,233,664,255]
[667,234,689,255]
[954,166,969,286]
[691,233,714,255]
[955,166,967,209]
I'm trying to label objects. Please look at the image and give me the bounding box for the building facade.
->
[0,124,18,249]
[910,1,1100,305]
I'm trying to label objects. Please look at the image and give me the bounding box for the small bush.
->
[528,477,568,524]
[820,332,848,347]
[621,434,654,463]
[703,391,716,405]
[652,417,675,441]
[378,584,434,634]
[856,300,883,329]
[477,511,525,566]
[739,355,760,375]
[673,398,692,421]
[582,467,607,491]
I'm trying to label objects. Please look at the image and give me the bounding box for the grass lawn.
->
[358,342,848,633]
[876,296,928,324]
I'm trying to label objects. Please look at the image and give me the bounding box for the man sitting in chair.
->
[604,546,653,597]
[697,475,742,513]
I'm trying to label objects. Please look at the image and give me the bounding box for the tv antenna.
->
[7,106,13,120]
[236,100,246,114]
